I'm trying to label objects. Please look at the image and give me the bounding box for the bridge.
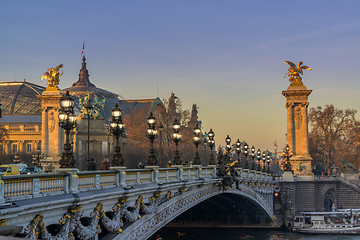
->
[0,166,276,240]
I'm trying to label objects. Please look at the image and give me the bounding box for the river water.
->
[149,228,360,240]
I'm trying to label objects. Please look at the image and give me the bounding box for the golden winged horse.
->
[284,61,311,85]
[41,64,63,91]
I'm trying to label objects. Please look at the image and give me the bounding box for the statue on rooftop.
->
[284,61,311,86]
[41,64,63,91]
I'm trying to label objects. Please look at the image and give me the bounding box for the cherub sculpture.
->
[284,61,311,85]
[41,64,63,91]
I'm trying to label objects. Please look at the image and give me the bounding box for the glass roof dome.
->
[0,81,45,115]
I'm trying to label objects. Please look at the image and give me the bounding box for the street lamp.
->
[266,152,272,173]
[109,103,125,166]
[235,139,241,162]
[85,99,93,170]
[193,124,201,165]
[208,129,215,165]
[243,142,249,169]
[250,146,256,170]
[172,119,181,165]
[225,135,232,154]
[146,112,158,166]
[13,153,20,164]
[32,149,43,168]
[282,144,293,172]
[262,151,266,172]
[257,149,261,170]
[58,91,77,168]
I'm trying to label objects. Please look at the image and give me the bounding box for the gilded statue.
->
[41,64,63,91]
[78,92,105,120]
[284,61,311,86]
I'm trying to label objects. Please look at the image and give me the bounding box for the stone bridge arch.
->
[116,184,275,240]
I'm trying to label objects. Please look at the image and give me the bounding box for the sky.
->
[1,1,359,152]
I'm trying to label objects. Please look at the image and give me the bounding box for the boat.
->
[293,209,360,234]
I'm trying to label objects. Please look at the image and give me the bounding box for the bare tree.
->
[309,105,359,174]
[123,94,195,167]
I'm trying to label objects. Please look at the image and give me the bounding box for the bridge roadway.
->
[0,165,276,240]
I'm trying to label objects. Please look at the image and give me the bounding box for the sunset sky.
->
[1,1,359,152]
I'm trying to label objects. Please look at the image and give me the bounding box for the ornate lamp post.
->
[172,119,181,165]
[283,144,293,171]
[266,152,272,173]
[208,129,215,165]
[193,124,201,165]
[146,112,158,166]
[256,149,261,170]
[243,142,249,169]
[85,100,93,170]
[235,139,241,163]
[250,146,256,170]
[109,103,125,166]
[13,154,20,164]
[225,135,232,154]
[32,149,43,168]
[58,91,77,168]
[262,151,267,172]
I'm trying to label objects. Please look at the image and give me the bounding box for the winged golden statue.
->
[284,61,311,86]
[41,64,63,91]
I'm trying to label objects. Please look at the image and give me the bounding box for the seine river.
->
[149,228,360,240]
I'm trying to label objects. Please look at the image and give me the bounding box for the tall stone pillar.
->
[282,85,312,176]
[37,91,63,169]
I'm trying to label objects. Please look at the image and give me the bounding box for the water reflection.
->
[149,228,360,240]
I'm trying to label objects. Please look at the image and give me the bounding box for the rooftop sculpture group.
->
[284,61,311,86]
[41,64,63,91]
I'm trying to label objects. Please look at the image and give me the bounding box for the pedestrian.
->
[137,162,144,169]
[89,158,97,171]
[183,161,189,167]
[167,161,172,168]
[102,160,110,170]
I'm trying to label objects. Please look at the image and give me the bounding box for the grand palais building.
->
[0,55,165,170]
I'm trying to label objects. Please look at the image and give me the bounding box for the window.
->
[27,144,32,152]
[12,144,17,153]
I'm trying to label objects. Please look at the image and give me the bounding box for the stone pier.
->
[282,85,313,176]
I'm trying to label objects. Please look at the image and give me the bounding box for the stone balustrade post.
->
[136,172,141,184]
[172,165,183,181]
[145,166,159,183]
[63,175,69,193]
[56,168,79,193]
[193,165,202,179]
[109,167,127,188]
[69,172,79,193]
[32,178,41,198]
[208,165,217,178]
[0,174,5,204]
[95,174,101,189]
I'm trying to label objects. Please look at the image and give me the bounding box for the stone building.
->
[0,55,164,169]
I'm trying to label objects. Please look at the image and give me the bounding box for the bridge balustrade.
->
[0,166,276,240]
[0,166,273,205]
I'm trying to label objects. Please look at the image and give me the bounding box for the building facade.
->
[0,55,164,170]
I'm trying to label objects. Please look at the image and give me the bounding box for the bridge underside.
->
[112,184,275,240]
[166,193,272,228]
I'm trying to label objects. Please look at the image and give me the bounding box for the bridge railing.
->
[0,166,219,204]
[0,166,274,205]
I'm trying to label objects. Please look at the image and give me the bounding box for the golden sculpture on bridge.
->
[41,64,63,91]
[284,61,311,86]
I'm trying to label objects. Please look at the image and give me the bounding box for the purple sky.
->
[1,1,359,152]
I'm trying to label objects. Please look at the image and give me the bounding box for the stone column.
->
[37,91,63,170]
[282,85,313,176]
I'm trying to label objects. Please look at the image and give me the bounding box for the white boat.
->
[293,210,360,234]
